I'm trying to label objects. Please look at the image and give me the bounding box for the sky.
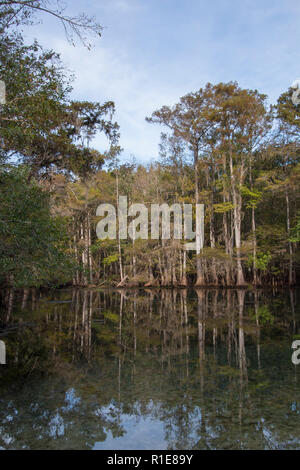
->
[22,0,300,163]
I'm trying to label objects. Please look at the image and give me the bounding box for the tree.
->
[146,84,214,286]
[0,166,74,287]
[291,213,300,242]
[274,88,300,284]
[0,34,119,178]
[210,82,272,285]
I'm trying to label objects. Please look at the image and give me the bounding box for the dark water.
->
[0,288,300,450]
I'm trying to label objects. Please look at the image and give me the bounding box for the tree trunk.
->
[286,189,294,286]
[229,149,246,286]
[116,171,124,282]
[194,144,205,286]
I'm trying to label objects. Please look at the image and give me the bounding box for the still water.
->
[0,288,299,450]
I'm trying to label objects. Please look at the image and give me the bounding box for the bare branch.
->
[0,1,103,47]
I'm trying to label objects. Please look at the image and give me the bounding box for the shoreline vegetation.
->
[0,2,299,291]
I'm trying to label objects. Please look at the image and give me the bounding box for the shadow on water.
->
[0,288,300,450]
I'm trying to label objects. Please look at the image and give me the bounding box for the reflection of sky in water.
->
[94,413,166,450]
[47,389,81,439]
[62,388,81,412]
[94,401,202,450]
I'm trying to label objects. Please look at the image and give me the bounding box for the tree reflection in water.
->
[0,288,299,450]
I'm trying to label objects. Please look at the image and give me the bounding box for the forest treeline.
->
[0,1,300,289]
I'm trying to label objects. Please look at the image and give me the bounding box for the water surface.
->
[0,288,299,450]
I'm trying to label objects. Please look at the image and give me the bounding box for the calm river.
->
[0,288,299,450]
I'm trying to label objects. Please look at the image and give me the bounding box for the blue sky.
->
[23,0,300,162]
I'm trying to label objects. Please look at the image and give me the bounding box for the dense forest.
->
[0,1,300,289]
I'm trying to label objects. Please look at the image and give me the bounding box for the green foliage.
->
[249,305,274,325]
[103,254,119,266]
[0,167,74,287]
[277,88,300,131]
[0,34,119,177]
[103,310,119,323]
[290,213,300,242]
[247,252,272,272]
[240,185,262,208]
[0,19,121,287]
[213,202,235,213]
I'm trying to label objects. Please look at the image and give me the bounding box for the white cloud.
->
[21,0,300,162]
[40,37,182,161]
[99,0,142,12]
